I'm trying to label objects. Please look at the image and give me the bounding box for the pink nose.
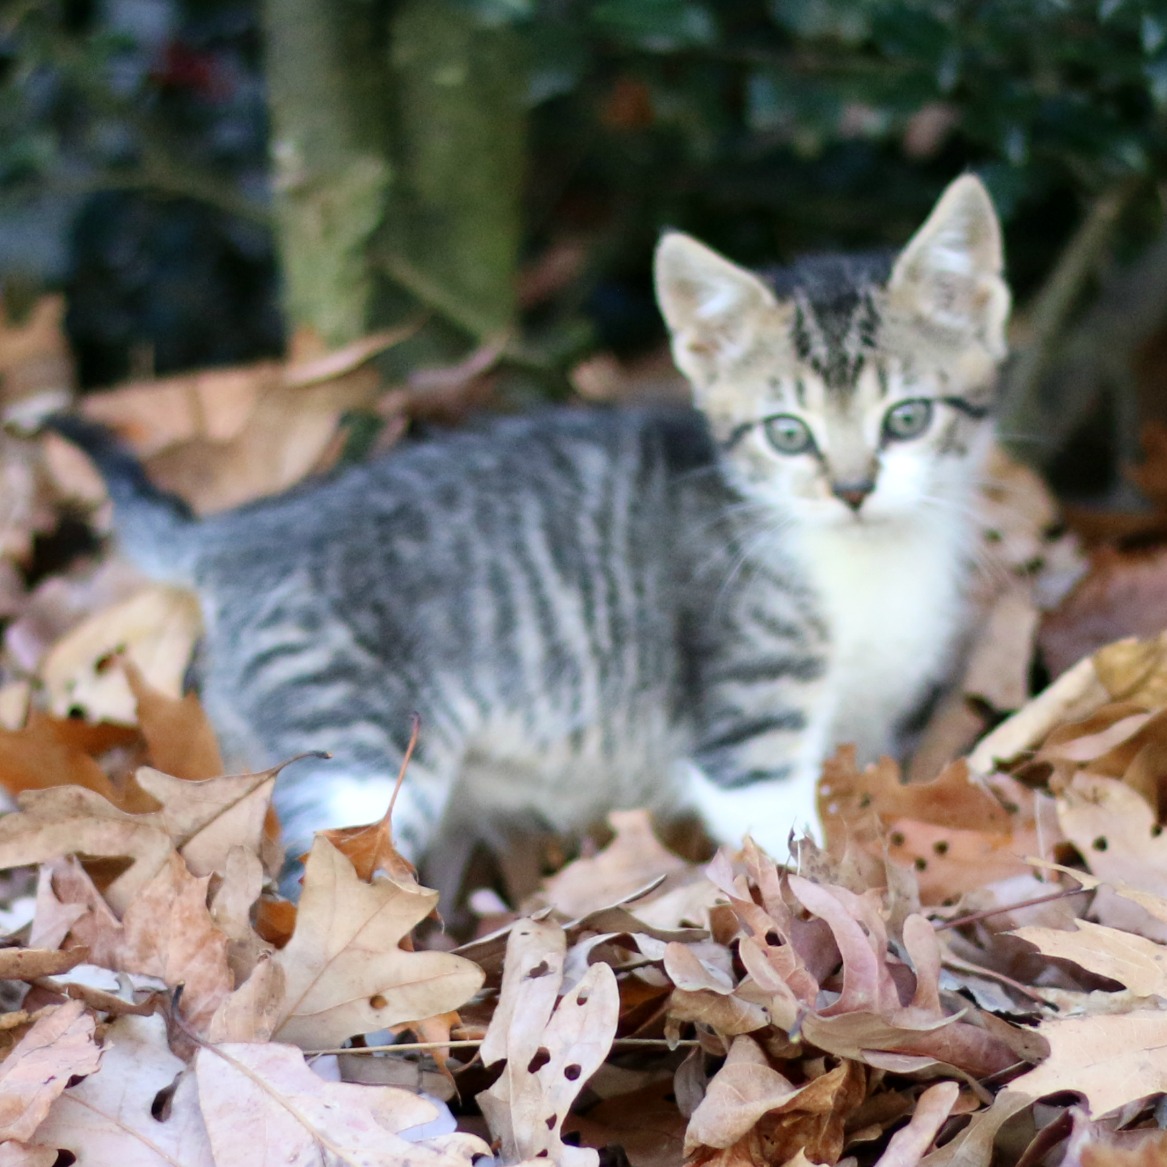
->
[832,481,874,511]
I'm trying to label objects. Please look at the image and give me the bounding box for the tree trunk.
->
[262,0,526,364]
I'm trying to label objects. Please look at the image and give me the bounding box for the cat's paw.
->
[674,758,822,857]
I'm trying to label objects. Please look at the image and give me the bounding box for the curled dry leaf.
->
[478,917,620,1167]
[269,837,484,1048]
[684,1035,865,1166]
[871,1081,960,1167]
[0,1001,100,1144]
[917,1089,1032,1167]
[0,948,86,982]
[194,1041,490,1167]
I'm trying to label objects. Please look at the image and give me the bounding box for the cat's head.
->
[654,175,1009,528]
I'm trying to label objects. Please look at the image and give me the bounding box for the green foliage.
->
[2,0,1166,364]
[458,0,1166,298]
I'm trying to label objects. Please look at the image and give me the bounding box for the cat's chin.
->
[789,500,893,529]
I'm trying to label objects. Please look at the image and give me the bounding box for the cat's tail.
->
[44,413,199,584]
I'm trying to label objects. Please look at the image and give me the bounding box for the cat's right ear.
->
[654,232,778,384]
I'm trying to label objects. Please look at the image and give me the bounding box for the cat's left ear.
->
[889,175,1010,358]
[655,231,779,384]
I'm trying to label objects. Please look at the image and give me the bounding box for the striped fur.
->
[57,175,1009,867]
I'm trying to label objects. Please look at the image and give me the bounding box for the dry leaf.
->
[77,325,411,514]
[194,1041,490,1167]
[685,1036,864,1166]
[0,947,86,982]
[1013,917,1167,996]
[208,847,270,982]
[39,585,202,724]
[0,1002,100,1143]
[32,1013,214,1165]
[122,659,224,780]
[1041,554,1167,681]
[567,1078,688,1167]
[0,786,173,914]
[478,918,620,1167]
[0,711,130,806]
[918,1089,1032,1167]
[1010,1010,1167,1116]
[99,852,233,1036]
[132,765,279,880]
[540,809,689,918]
[872,1081,960,1167]
[0,1142,57,1167]
[1057,774,1167,899]
[271,837,484,1048]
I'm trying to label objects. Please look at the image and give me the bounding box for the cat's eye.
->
[762,415,815,455]
[882,399,934,442]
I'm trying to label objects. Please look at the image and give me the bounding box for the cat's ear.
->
[889,175,1010,358]
[655,232,778,382]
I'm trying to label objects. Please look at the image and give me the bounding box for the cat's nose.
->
[831,480,874,511]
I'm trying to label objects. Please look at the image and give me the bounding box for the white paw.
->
[676,759,822,858]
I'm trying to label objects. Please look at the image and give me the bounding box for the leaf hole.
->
[528,1047,551,1074]
[765,930,781,946]
[575,991,589,1006]
[545,1114,557,1130]
[564,1063,582,1081]
[525,960,551,979]
[151,1077,179,1121]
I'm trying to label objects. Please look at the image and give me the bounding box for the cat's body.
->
[53,175,1010,865]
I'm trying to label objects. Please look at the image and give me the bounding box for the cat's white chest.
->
[795,519,967,761]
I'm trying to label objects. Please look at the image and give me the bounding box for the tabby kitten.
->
[54,174,1009,868]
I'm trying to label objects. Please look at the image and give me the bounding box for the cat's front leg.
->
[680,702,830,856]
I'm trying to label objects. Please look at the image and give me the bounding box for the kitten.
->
[51,174,1009,868]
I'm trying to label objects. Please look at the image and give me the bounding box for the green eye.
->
[762,415,815,455]
[883,399,934,441]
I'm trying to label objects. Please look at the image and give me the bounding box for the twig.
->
[934,886,1088,932]
[304,1037,703,1057]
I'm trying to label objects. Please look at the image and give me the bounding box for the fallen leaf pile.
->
[9,303,1167,1164]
